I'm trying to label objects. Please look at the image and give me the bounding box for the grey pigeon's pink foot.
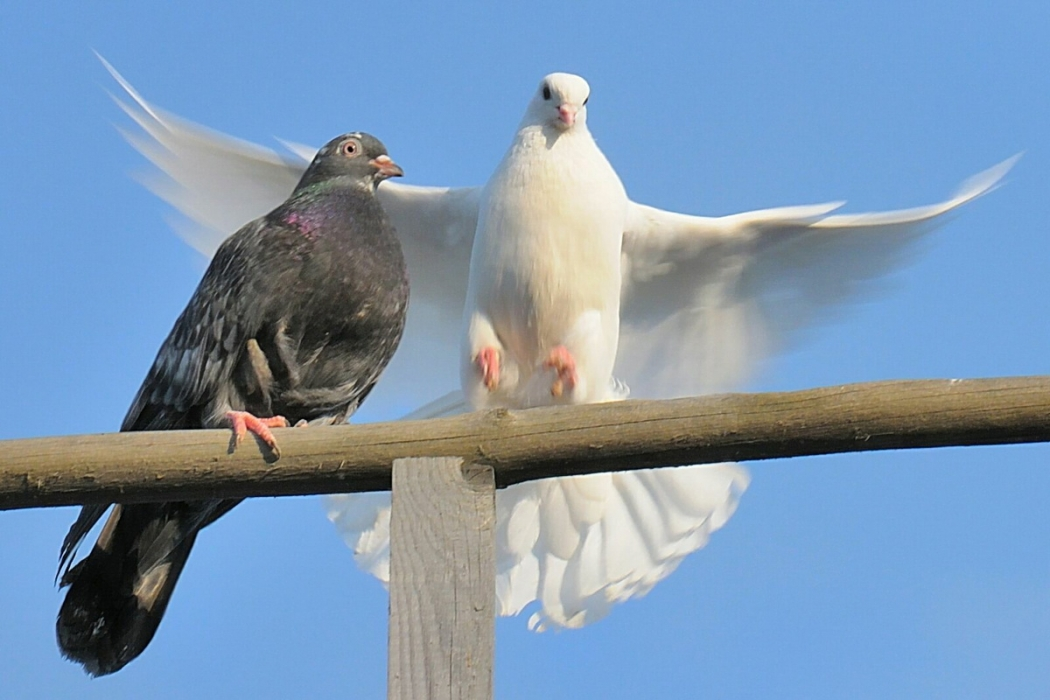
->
[226,411,289,457]
[476,346,501,391]
[545,345,578,397]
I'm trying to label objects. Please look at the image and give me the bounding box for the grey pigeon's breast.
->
[252,192,409,421]
[470,137,625,362]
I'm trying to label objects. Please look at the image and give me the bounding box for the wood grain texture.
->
[388,457,495,700]
[3,376,1050,510]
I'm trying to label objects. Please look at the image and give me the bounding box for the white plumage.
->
[463,74,625,409]
[102,59,1016,629]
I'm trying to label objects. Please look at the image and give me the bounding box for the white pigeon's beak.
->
[558,104,578,127]
[370,154,404,179]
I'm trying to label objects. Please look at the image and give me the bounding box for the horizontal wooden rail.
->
[3,376,1049,510]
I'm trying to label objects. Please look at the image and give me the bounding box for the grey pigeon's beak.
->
[370,155,404,179]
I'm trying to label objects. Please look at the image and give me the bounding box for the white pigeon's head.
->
[522,73,590,132]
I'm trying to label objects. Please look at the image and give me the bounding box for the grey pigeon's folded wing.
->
[102,58,482,413]
[618,155,1019,398]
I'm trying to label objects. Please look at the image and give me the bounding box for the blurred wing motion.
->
[619,155,1019,396]
[103,58,1015,630]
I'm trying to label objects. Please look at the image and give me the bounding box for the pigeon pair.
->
[59,63,1016,674]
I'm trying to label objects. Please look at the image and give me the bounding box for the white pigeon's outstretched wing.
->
[101,56,309,256]
[618,156,1019,397]
[372,184,479,413]
[326,391,750,630]
[493,462,748,630]
[103,59,480,412]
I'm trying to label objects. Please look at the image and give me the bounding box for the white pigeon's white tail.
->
[324,393,749,630]
[324,391,470,584]
[495,462,749,630]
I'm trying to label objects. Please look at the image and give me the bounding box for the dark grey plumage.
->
[56,132,408,676]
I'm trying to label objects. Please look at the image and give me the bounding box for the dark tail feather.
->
[56,504,199,676]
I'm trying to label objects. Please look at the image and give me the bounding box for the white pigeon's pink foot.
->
[475,347,501,391]
[226,411,289,457]
[544,346,578,397]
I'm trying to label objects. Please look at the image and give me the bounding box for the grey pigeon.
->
[56,132,407,676]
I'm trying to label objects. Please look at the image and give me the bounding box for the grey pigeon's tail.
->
[56,504,202,676]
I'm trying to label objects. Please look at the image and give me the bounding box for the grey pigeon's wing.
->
[121,222,272,433]
[57,223,268,580]
[57,504,110,581]
[102,58,481,413]
[618,156,1019,398]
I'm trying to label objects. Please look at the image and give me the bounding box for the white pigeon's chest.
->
[472,131,627,336]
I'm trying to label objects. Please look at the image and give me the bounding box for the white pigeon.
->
[101,60,1017,630]
[462,73,627,409]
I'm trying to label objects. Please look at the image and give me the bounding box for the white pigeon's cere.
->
[101,57,1018,630]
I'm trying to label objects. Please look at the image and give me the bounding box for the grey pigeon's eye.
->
[543,85,551,101]
[341,139,361,157]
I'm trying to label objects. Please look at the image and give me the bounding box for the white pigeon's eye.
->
[542,85,551,101]
[583,96,589,106]
[341,139,361,157]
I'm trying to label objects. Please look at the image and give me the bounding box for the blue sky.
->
[1,1,1049,697]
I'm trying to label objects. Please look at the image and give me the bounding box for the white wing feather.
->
[618,155,1019,397]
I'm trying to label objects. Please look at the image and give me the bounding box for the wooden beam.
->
[3,376,1050,510]
[388,457,495,700]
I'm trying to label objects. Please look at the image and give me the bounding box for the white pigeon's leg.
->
[477,347,501,390]
[463,310,519,408]
[525,309,618,406]
[544,346,577,397]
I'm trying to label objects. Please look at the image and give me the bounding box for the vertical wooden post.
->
[387,457,496,700]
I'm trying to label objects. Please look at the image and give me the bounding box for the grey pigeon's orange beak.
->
[370,154,404,179]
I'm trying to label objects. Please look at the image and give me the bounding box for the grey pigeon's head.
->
[297,132,404,190]
[522,73,591,132]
